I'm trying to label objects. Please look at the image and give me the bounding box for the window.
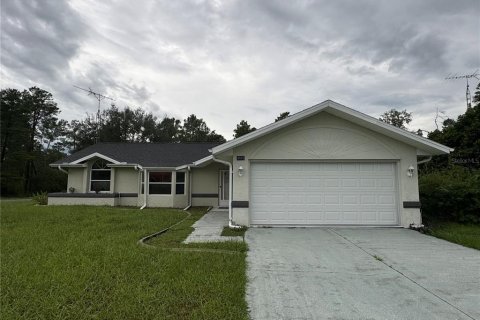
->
[176,172,185,194]
[90,159,111,192]
[149,172,172,194]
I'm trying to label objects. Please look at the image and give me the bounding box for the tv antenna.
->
[73,85,115,142]
[445,70,479,109]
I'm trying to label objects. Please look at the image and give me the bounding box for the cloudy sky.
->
[1,0,479,138]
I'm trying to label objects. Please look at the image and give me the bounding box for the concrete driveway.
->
[246,228,480,320]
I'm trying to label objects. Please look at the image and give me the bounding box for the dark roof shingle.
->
[52,142,219,167]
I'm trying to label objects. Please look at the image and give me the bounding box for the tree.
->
[1,88,29,164]
[179,114,226,142]
[233,120,256,138]
[99,106,158,143]
[428,104,480,160]
[0,87,66,195]
[153,117,182,142]
[67,116,97,152]
[23,87,61,193]
[204,130,226,143]
[275,112,290,122]
[473,82,480,105]
[379,109,412,129]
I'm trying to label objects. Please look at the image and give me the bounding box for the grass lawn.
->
[221,227,247,238]
[426,222,480,250]
[0,201,248,320]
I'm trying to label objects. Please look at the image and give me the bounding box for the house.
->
[49,100,452,228]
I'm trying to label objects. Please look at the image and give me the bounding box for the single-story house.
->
[49,100,452,228]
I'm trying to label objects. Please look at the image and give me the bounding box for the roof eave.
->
[70,152,121,164]
[192,155,214,167]
[49,163,87,168]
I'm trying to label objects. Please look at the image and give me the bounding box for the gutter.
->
[417,156,432,165]
[211,156,242,229]
[57,165,68,174]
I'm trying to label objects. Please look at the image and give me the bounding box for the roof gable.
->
[211,100,452,156]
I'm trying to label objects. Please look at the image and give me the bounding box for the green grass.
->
[0,201,248,320]
[427,222,480,250]
[220,227,247,238]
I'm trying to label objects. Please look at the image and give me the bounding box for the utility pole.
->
[73,85,115,143]
[445,70,479,109]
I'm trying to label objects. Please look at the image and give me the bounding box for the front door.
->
[219,170,229,207]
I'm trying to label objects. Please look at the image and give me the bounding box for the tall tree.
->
[234,120,256,138]
[379,109,412,129]
[1,88,29,163]
[179,114,226,142]
[23,87,61,193]
[473,82,480,105]
[1,87,66,195]
[275,112,290,122]
[154,117,182,142]
[67,116,97,152]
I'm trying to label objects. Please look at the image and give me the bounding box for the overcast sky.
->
[1,0,479,138]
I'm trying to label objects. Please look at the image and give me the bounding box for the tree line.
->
[0,87,290,196]
[1,85,478,201]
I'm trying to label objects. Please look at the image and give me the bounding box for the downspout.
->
[211,156,242,229]
[140,168,147,210]
[415,156,432,228]
[417,156,432,165]
[183,165,192,211]
[132,165,147,210]
[57,165,68,174]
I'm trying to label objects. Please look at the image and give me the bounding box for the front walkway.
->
[183,208,243,243]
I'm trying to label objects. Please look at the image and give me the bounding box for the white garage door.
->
[250,162,398,226]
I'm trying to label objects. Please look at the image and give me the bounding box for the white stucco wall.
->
[114,168,139,193]
[67,168,84,193]
[227,111,421,227]
[190,163,226,207]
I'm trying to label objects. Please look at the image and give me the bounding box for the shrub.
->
[32,191,48,205]
[419,167,480,223]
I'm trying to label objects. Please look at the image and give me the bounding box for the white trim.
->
[211,100,453,155]
[192,155,213,167]
[49,163,87,168]
[107,163,139,168]
[71,152,121,164]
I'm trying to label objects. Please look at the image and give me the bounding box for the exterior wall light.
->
[407,165,415,177]
[238,166,244,177]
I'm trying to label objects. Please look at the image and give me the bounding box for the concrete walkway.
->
[183,208,243,243]
[246,228,480,320]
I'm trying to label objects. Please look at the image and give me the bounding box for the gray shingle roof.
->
[52,142,219,167]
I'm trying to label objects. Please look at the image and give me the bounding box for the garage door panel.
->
[250,162,398,226]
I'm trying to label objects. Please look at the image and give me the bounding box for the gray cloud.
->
[1,0,86,78]
[1,0,479,137]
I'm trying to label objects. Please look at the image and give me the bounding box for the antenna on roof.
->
[73,85,115,143]
[445,70,479,109]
